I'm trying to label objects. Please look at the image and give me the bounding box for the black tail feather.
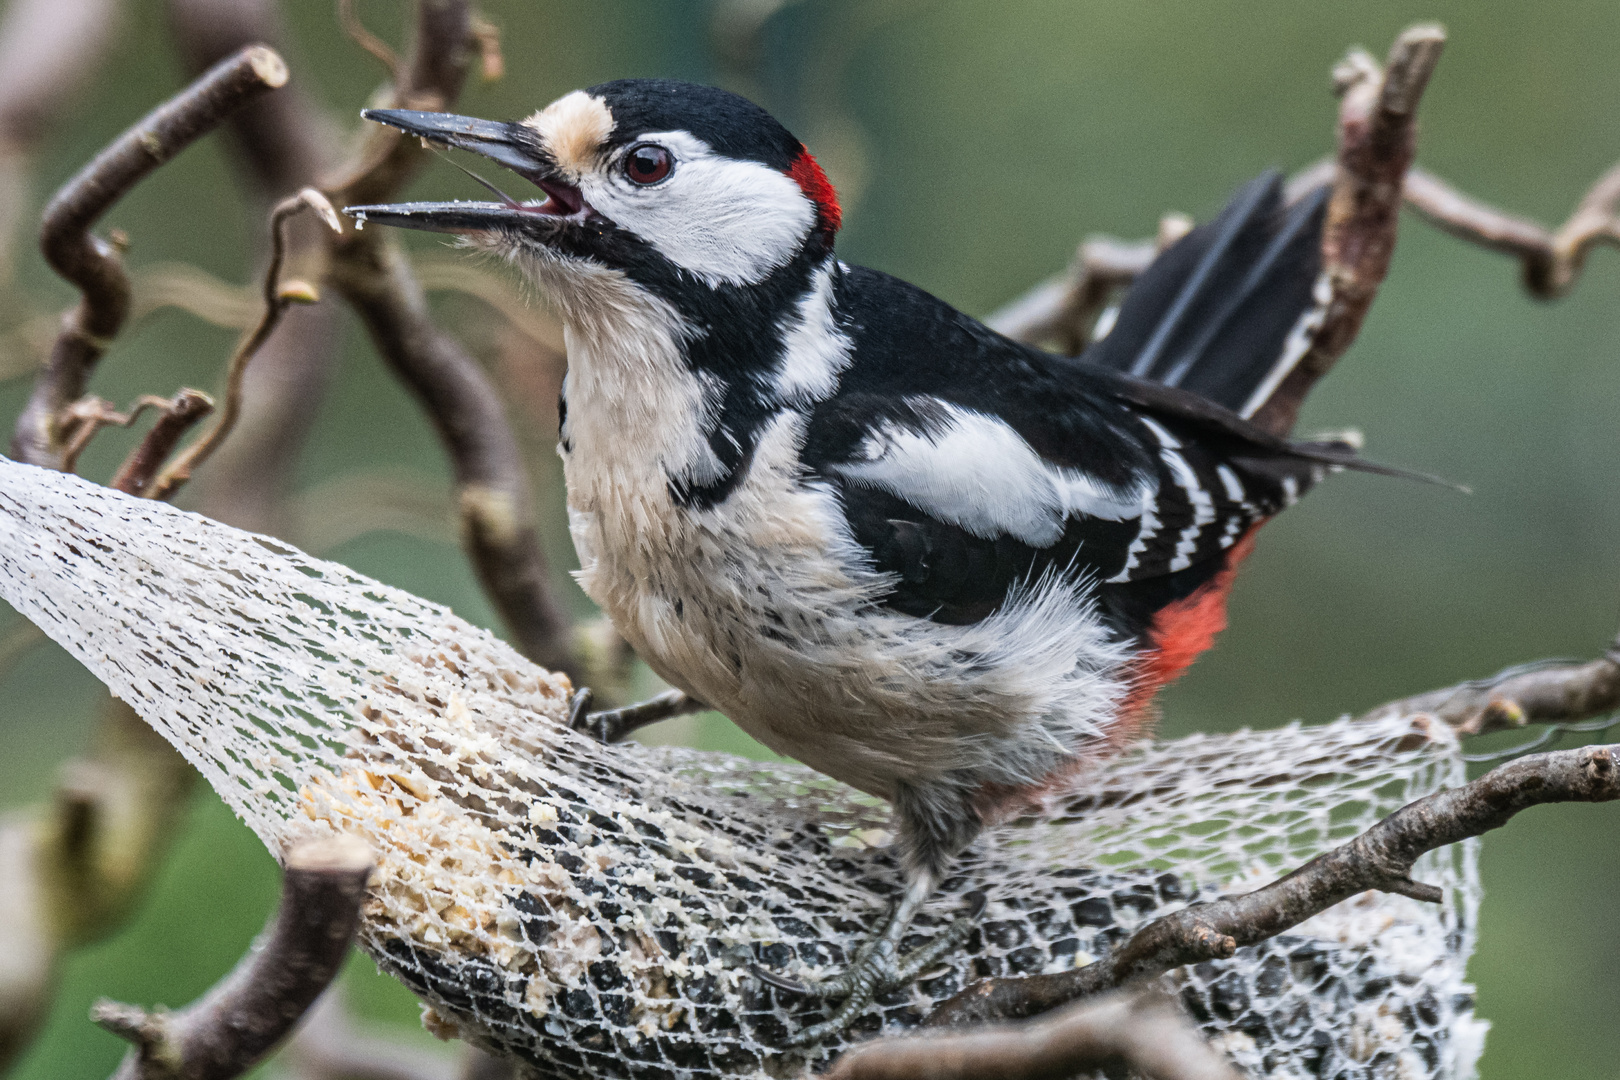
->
[1083,171,1330,418]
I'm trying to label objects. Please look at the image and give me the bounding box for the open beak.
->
[344,109,586,234]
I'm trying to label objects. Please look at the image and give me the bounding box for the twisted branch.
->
[93,836,372,1080]
[0,0,121,286]
[321,2,581,682]
[9,44,287,470]
[164,0,345,535]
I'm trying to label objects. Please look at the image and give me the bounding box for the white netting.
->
[0,458,1485,1079]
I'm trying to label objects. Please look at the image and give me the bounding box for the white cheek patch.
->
[581,131,815,287]
[831,401,1151,547]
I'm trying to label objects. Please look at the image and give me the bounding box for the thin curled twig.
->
[337,0,401,80]
[831,989,1238,1080]
[144,189,341,502]
[925,738,1620,1027]
[93,836,373,1080]
[9,44,287,470]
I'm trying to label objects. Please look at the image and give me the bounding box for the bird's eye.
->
[625,144,672,185]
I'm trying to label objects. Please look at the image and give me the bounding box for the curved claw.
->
[750,963,811,995]
[566,686,594,730]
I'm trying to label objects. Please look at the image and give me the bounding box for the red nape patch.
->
[788,146,841,235]
[1118,526,1263,729]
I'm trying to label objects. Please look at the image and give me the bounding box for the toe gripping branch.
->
[756,888,988,1047]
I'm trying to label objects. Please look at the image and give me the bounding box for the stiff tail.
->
[1083,171,1330,420]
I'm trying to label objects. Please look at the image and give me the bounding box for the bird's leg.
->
[567,687,706,744]
[755,870,985,1047]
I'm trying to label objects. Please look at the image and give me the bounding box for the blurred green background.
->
[2,1,1617,1076]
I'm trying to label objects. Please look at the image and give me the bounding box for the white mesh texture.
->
[0,458,1485,1079]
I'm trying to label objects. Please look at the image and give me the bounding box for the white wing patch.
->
[831,401,1152,547]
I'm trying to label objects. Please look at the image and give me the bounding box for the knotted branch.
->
[986,22,1445,441]
[1248,22,1444,435]
[93,837,372,1080]
[926,739,1619,1027]
[10,44,287,470]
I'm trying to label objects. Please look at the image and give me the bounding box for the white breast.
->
[524,251,1133,805]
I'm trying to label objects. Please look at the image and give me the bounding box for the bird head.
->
[347,79,841,315]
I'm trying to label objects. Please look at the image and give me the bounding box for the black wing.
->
[803,174,1339,639]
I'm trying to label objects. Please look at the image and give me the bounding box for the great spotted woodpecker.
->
[350,79,1408,1044]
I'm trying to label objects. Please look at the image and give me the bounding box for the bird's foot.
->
[756,891,985,1047]
[567,687,705,744]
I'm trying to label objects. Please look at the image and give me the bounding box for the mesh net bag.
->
[0,458,1486,1079]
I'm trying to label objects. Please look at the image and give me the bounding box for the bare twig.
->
[1358,636,1620,737]
[55,394,174,475]
[164,0,343,535]
[144,190,340,502]
[1248,23,1444,436]
[131,263,259,328]
[327,0,475,207]
[1403,162,1620,298]
[9,44,287,470]
[319,0,581,682]
[987,233,1159,354]
[832,990,1237,1080]
[106,390,215,497]
[328,237,579,681]
[94,836,372,1080]
[993,26,1443,430]
[927,738,1620,1027]
[337,0,402,81]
